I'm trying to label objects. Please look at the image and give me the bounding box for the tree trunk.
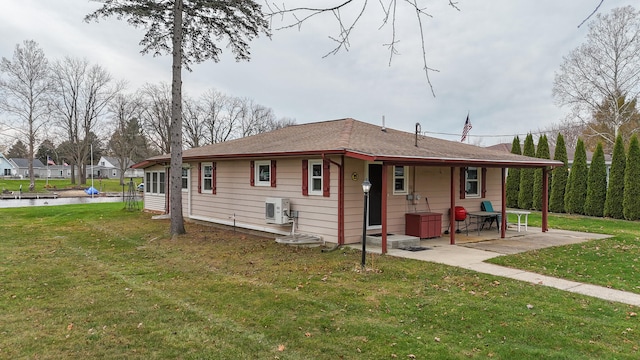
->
[169,0,186,236]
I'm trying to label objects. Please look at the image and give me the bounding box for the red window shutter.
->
[250,161,255,186]
[212,162,217,194]
[459,167,466,200]
[481,167,487,198]
[302,160,309,196]
[323,159,330,197]
[271,160,277,187]
[198,163,202,193]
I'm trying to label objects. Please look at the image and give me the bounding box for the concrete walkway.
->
[365,228,640,307]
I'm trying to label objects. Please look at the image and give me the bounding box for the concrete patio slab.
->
[361,227,640,307]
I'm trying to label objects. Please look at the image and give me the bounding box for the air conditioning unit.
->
[265,197,291,225]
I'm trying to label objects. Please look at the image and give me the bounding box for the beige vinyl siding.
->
[412,167,503,233]
[343,158,368,244]
[343,164,505,243]
[186,157,339,243]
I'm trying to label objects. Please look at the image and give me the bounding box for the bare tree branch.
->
[267,1,460,97]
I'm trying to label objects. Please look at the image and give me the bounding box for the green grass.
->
[0,204,638,359]
[0,178,142,193]
[491,212,640,294]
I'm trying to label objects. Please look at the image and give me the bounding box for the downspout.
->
[324,154,345,245]
[542,167,549,232]
[501,168,506,238]
[450,167,456,245]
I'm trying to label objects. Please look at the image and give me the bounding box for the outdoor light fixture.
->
[361,178,371,269]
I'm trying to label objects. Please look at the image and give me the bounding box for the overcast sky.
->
[0,0,632,146]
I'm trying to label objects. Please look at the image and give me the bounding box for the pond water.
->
[0,196,129,208]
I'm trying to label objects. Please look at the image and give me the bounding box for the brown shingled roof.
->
[141,118,562,168]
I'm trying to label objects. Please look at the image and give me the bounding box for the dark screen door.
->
[368,164,382,227]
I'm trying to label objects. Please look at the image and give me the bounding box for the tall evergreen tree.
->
[549,134,568,213]
[6,140,28,158]
[532,135,550,210]
[518,134,536,209]
[506,136,521,208]
[604,135,626,218]
[623,135,640,220]
[87,0,270,236]
[584,143,607,217]
[564,139,588,214]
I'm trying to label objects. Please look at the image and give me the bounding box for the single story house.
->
[134,118,561,252]
[95,156,144,179]
[7,158,46,178]
[0,153,12,177]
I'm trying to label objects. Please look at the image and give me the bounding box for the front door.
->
[368,164,382,228]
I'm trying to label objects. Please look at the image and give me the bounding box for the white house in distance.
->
[134,118,561,252]
[93,156,144,179]
[0,153,13,177]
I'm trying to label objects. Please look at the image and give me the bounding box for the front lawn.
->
[0,204,638,359]
[492,212,640,294]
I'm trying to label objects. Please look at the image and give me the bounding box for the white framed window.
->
[181,167,189,190]
[255,160,271,186]
[308,160,323,196]
[202,162,213,191]
[393,166,408,195]
[465,167,480,198]
[146,171,165,194]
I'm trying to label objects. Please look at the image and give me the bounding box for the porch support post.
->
[381,164,388,254]
[501,167,506,238]
[449,167,456,245]
[542,167,549,232]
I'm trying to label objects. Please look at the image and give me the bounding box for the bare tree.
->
[238,99,276,137]
[140,82,172,154]
[268,1,461,96]
[107,93,143,185]
[539,118,586,151]
[553,6,640,150]
[182,95,206,148]
[200,89,235,144]
[0,40,51,190]
[50,57,123,184]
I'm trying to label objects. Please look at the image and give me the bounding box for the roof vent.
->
[415,122,421,147]
[381,115,386,132]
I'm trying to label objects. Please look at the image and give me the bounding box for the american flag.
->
[460,114,472,142]
[47,156,55,165]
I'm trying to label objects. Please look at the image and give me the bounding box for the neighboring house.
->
[8,158,46,178]
[47,164,74,179]
[5,157,75,179]
[0,153,12,177]
[134,118,561,252]
[95,156,144,179]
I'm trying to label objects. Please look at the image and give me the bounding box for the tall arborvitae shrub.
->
[564,139,588,214]
[532,135,550,211]
[604,135,625,219]
[623,135,640,220]
[533,135,550,210]
[584,143,607,217]
[518,134,536,209]
[549,134,568,213]
[506,136,521,208]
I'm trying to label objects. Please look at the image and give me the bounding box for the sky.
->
[0,0,633,146]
